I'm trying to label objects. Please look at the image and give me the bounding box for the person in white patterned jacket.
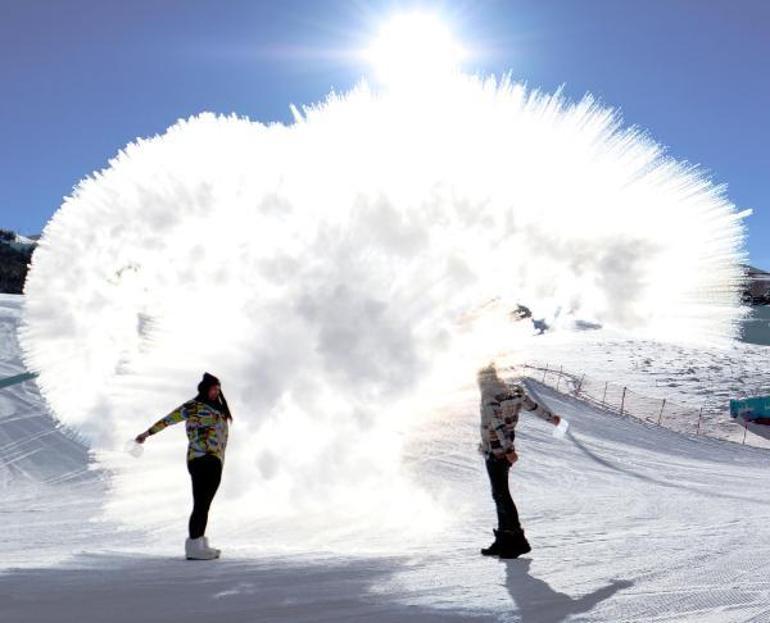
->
[135,372,232,560]
[478,363,560,559]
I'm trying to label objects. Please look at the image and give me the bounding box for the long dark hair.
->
[218,390,232,421]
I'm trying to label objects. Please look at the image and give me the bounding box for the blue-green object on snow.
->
[0,371,38,390]
[730,395,770,423]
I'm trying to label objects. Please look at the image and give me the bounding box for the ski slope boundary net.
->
[512,362,770,449]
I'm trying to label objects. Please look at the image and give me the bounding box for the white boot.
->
[202,536,221,558]
[185,537,218,560]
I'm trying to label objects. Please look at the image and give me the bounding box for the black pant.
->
[187,454,222,539]
[485,455,521,533]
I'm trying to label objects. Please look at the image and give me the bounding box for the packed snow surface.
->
[4,295,770,622]
[19,72,748,544]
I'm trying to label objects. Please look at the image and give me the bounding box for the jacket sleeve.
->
[521,393,558,424]
[147,403,188,435]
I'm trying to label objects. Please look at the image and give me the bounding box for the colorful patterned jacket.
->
[148,400,229,463]
[479,384,557,458]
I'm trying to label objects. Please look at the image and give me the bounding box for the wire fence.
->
[512,361,768,449]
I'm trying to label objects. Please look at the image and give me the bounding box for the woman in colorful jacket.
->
[478,364,560,559]
[135,372,231,560]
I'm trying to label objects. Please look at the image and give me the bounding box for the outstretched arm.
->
[135,404,187,443]
[522,394,560,425]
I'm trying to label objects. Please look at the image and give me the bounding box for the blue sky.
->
[1,1,768,267]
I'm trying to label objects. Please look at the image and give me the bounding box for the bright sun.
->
[365,13,466,87]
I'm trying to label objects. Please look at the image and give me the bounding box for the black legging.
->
[485,455,522,532]
[187,454,222,539]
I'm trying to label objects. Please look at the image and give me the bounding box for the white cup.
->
[125,440,144,458]
[552,418,570,439]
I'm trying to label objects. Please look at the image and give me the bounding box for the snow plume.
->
[20,73,746,549]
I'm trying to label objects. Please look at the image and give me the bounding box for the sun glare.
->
[365,13,466,88]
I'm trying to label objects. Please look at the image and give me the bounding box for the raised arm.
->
[135,404,188,443]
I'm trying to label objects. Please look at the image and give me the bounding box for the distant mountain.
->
[0,229,37,294]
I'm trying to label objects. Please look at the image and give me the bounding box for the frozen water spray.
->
[20,69,747,549]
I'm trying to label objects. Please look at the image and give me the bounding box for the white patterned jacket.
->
[479,384,557,458]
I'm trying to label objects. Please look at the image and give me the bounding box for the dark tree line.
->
[0,230,34,294]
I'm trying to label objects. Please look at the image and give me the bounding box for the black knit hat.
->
[197,372,220,395]
[195,372,231,420]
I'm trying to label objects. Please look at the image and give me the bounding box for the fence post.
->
[696,407,703,436]
[742,425,748,445]
[542,364,548,383]
[620,387,627,416]
[601,382,608,407]
[555,365,563,392]
[658,399,666,425]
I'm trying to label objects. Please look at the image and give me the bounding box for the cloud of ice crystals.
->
[20,73,747,546]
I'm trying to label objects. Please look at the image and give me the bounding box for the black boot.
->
[497,529,531,559]
[480,529,502,556]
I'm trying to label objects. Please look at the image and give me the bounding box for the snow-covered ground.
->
[3,292,770,622]
[0,296,91,488]
[501,324,770,445]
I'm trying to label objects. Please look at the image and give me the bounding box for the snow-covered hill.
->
[3,292,770,622]
[501,327,770,444]
[0,232,37,253]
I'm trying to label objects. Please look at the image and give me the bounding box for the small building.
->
[743,265,770,305]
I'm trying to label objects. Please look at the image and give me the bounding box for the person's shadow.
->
[504,558,632,622]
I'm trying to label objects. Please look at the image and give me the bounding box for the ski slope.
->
[0,295,92,487]
[3,292,770,622]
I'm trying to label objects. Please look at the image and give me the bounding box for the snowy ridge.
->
[0,231,37,253]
